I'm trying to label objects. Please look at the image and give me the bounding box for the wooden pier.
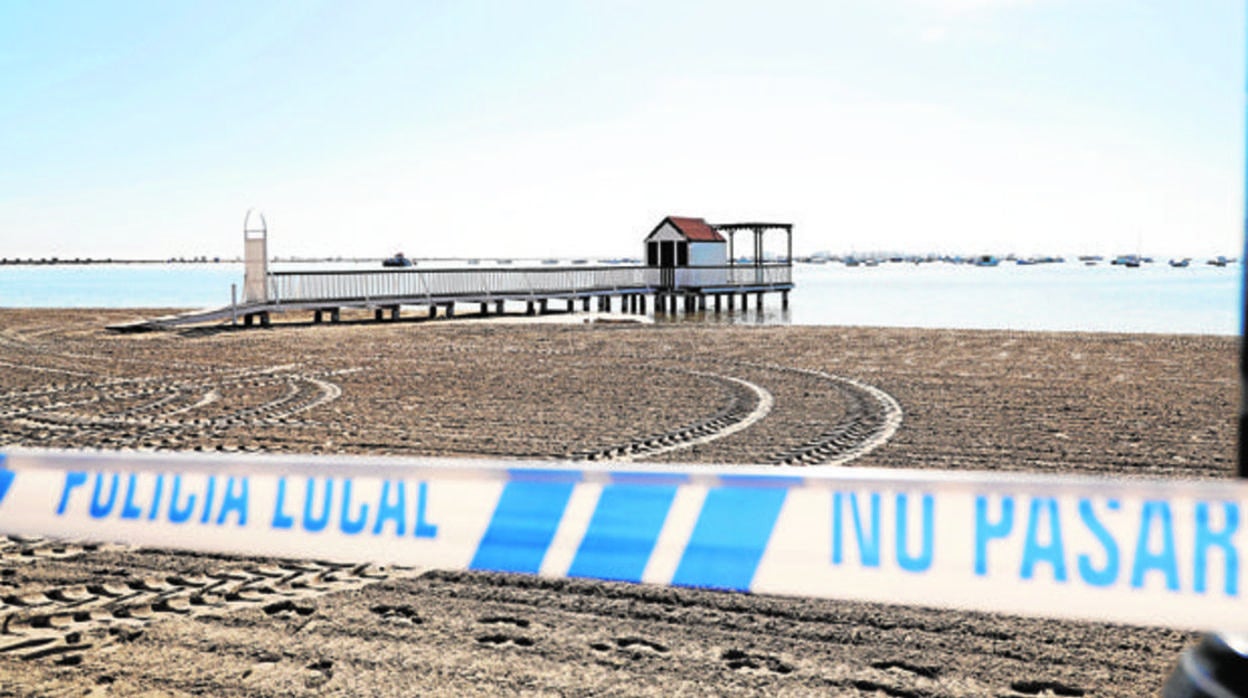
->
[114,263,792,331]
[110,213,794,331]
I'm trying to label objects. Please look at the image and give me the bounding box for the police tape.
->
[0,448,1245,632]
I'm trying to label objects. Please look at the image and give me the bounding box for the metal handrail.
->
[265,264,791,304]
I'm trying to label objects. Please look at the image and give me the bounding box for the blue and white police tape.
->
[0,448,1245,632]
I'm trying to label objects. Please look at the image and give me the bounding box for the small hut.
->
[643,216,727,269]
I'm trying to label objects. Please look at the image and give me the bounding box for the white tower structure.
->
[243,209,268,303]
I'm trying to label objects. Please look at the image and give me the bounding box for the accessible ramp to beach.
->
[105,305,252,332]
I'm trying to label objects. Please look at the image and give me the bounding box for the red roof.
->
[662,216,724,243]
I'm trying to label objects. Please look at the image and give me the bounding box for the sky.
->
[0,0,1243,260]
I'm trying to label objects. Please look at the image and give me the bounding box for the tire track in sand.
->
[567,369,773,462]
[0,548,416,664]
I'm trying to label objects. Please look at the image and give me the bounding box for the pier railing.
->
[674,264,792,289]
[265,264,791,305]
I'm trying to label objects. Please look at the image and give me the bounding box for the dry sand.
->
[0,308,1237,696]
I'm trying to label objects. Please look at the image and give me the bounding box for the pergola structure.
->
[714,223,794,268]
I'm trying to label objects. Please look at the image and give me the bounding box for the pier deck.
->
[109,263,793,331]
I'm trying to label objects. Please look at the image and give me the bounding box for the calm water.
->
[0,261,1240,335]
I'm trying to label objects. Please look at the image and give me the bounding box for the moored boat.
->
[382,252,413,268]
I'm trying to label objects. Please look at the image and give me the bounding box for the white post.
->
[243,209,269,303]
[231,283,238,326]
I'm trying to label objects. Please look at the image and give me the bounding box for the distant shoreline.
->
[0,257,379,266]
[0,258,240,266]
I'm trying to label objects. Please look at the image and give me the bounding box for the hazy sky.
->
[1,1,1242,260]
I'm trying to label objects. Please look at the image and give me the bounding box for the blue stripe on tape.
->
[507,468,583,484]
[567,484,678,583]
[609,471,689,486]
[0,454,12,508]
[671,486,789,592]
[718,474,804,489]
[470,481,575,573]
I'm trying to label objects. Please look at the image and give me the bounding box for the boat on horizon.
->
[382,252,413,268]
[1169,258,1191,268]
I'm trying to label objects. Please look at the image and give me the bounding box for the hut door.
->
[659,241,676,288]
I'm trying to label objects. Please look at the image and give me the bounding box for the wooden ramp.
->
[106,305,256,332]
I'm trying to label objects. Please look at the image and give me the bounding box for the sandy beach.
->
[0,308,1237,696]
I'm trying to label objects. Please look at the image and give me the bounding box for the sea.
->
[0,259,1241,335]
